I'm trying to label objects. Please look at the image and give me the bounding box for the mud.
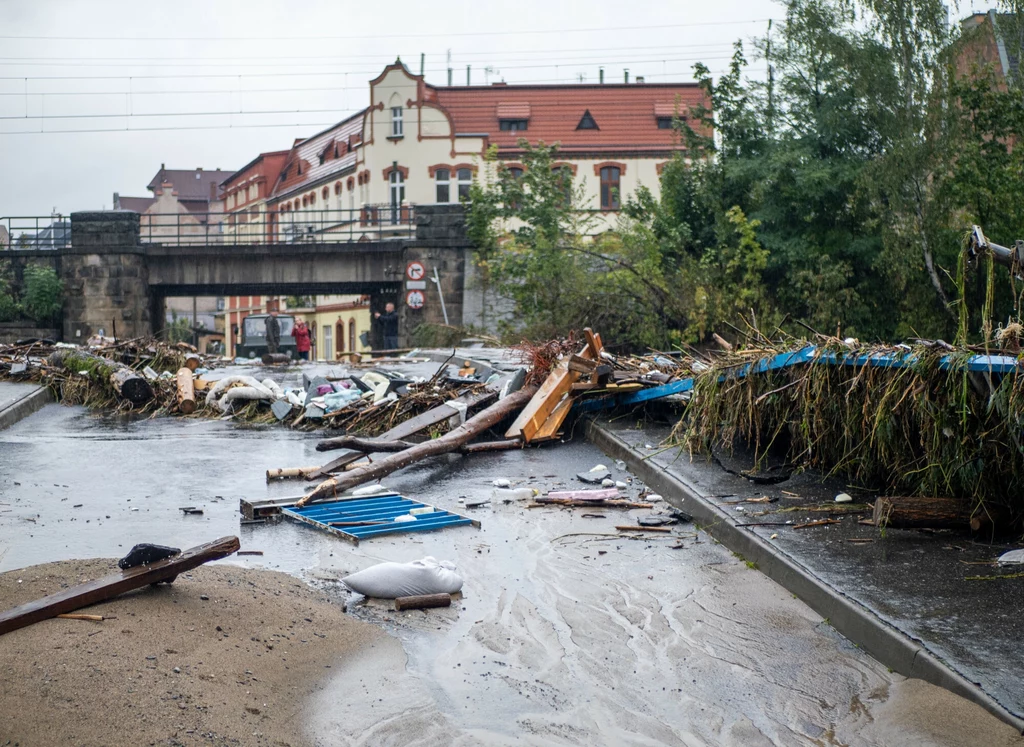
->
[0,396,1020,746]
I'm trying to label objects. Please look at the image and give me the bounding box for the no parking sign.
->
[405,289,425,310]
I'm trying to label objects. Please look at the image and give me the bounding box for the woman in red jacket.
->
[293,317,312,361]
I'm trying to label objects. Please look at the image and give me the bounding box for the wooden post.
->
[176,367,196,414]
[183,353,202,371]
[394,593,452,611]
[873,496,970,529]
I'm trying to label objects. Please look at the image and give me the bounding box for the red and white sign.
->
[406,261,426,281]
[405,289,425,310]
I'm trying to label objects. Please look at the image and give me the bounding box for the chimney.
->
[624,69,630,84]
[466,65,471,85]
[636,75,645,84]
[113,192,120,209]
[447,67,452,86]
[599,67,605,84]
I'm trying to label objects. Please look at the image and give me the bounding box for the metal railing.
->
[0,216,70,250]
[140,204,416,246]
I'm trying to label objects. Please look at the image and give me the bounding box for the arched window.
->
[335,181,343,195]
[599,166,620,211]
[310,191,317,205]
[389,170,405,224]
[349,319,356,351]
[435,168,450,203]
[336,320,345,358]
[322,186,330,200]
[302,195,308,207]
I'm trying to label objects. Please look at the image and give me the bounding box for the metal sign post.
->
[431,266,449,326]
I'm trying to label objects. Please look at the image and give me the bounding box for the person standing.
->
[374,302,399,351]
[265,310,281,355]
[293,317,311,361]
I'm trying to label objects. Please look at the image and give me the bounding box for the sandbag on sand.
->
[342,556,463,599]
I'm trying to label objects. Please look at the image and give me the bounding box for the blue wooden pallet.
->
[282,493,479,544]
[576,346,1022,413]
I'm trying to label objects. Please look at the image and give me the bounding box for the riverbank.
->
[0,560,397,747]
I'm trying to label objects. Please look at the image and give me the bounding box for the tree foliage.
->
[468,0,1024,348]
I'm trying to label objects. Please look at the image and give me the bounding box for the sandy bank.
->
[0,560,400,747]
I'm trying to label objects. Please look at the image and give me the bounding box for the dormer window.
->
[657,117,674,129]
[391,107,403,137]
[499,119,528,132]
[576,110,599,130]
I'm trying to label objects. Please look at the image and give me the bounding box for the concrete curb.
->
[0,386,53,431]
[586,418,1024,734]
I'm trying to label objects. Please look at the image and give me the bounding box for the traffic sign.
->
[406,261,426,281]
[405,289,425,309]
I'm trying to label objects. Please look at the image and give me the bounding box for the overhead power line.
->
[0,19,773,42]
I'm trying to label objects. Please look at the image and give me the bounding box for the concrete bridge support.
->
[63,212,152,342]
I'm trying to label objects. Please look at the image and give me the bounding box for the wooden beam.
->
[306,389,497,479]
[0,536,240,637]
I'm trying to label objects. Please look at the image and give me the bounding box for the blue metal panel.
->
[283,493,479,544]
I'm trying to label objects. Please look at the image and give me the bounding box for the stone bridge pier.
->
[61,204,474,347]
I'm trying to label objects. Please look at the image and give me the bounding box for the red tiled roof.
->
[116,196,156,213]
[496,102,531,119]
[221,150,290,188]
[146,167,234,201]
[434,83,707,154]
[271,111,365,200]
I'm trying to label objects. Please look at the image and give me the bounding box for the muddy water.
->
[0,403,1019,747]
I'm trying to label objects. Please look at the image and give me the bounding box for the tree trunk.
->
[49,348,153,406]
[316,435,523,455]
[261,353,291,364]
[298,386,537,506]
[873,496,970,529]
[176,367,196,414]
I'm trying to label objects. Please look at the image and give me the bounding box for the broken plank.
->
[307,389,497,479]
[507,344,594,443]
[0,536,240,637]
[615,525,672,533]
[546,488,620,501]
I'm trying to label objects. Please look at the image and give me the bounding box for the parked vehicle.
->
[235,314,296,359]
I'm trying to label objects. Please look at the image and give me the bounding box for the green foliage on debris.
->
[679,338,1024,525]
[164,314,193,345]
[20,265,63,325]
[468,0,1024,349]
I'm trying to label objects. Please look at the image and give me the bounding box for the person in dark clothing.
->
[265,311,281,354]
[374,302,399,350]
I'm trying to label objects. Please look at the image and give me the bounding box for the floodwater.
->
[0,399,1020,746]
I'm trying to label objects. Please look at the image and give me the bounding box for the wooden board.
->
[306,389,497,479]
[0,536,240,637]
[506,346,594,443]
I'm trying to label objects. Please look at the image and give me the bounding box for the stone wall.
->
[63,212,153,341]
[0,322,60,344]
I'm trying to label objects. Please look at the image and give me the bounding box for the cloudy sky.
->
[0,0,781,218]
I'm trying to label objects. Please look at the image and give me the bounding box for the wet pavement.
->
[0,382,39,413]
[595,417,1024,730]
[0,391,1022,745]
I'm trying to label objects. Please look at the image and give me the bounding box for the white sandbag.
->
[261,378,284,400]
[217,386,272,411]
[342,556,464,599]
[204,375,273,407]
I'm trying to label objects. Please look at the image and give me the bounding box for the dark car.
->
[235,314,297,359]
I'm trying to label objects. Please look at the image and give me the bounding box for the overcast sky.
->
[0,0,785,218]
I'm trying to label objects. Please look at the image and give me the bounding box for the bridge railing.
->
[0,216,70,250]
[139,204,416,246]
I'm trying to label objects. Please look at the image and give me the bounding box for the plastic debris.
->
[997,549,1024,565]
[835,493,853,503]
[492,478,511,488]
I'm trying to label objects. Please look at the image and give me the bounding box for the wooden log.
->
[298,385,538,506]
[266,466,321,481]
[48,348,153,406]
[873,496,971,529]
[183,353,202,371]
[546,488,620,501]
[394,593,452,611]
[176,367,196,414]
[261,353,291,364]
[56,613,105,622]
[0,536,239,637]
[306,389,498,479]
[317,435,524,455]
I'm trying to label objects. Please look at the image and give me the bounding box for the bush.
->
[21,265,63,325]
[0,283,19,322]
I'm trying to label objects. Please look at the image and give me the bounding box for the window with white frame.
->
[435,168,450,203]
[456,168,473,201]
[391,107,403,137]
[389,170,405,223]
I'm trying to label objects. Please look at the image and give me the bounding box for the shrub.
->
[21,265,63,325]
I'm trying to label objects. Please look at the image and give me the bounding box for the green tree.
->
[20,265,63,325]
